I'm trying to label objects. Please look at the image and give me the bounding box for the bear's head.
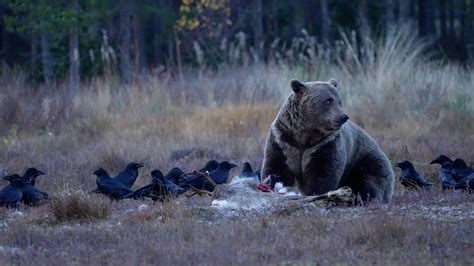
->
[289,79,349,135]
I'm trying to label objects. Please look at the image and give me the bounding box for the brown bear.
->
[261,79,394,203]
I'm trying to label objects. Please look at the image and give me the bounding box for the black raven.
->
[179,160,220,191]
[22,168,45,187]
[199,160,219,173]
[20,182,49,206]
[164,167,185,185]
[0,174,27,208]
[395,160,433,189]
[209,161,237,184]
[179,161,237,191]
[125,169,184,202]
[239,162,260,183]
[93,168,134,201]
[157,169,185,195]
[430,155,453,165]
[430,155,457,190]
[113,162,144,188]
[452,159,474,190]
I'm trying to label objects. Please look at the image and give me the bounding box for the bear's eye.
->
[325,98,333,105]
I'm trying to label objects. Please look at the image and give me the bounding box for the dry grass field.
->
[0,29,473,264]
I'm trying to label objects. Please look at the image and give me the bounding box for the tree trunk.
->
[467,1,474,64]
[31,32,38,66]
[40,29,54,84]
[459,0,466,43]
[398,0,410,22]
[152,5,162,68]
[425,0,435,35]
[271,0,279,38]
[358,0,370,40]
[288,1,297,38]
[302,0,315,33]
[1,19,11,65]
[175,30,184,91]
[448,0,455,37]
[385,0,395,30]
[132,4,147,74]
[439,0,447,39]
[119,1,132,85]
[320,0,330,44]
[393,0,400,21]
[409,0,416,20]
[293,0,304,34]
[69,0,80,94]
[418,0,428,36]
[253,0,264,61]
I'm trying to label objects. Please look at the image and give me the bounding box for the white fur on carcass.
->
[274,182,300,196]
[211,176,300,211]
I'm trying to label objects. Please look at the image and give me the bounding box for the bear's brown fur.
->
[261,79,394,203]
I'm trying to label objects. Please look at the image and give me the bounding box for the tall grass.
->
[1,26,472,136]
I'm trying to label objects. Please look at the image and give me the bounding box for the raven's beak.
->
[137,163,144,168]
[429,159,438,165]
[38,170,45,176]
[395,163,402,168]
[2,175,11,181]
[230,163,238,168]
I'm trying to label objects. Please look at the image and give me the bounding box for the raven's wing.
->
[414,173,433,186]
[179,174,205,186]
[0,187,23,207]
[180,177,213,192]
[113,169,137,188]
[454,173,474,190]
[99,179,134,196]
[209,171,228,184]
[21,184,49,205]
[163,179,185,195]
[124,185,152,199]
[453,168,474,183]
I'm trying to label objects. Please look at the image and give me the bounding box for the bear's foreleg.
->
[300,147,346,195]
[261,133,296,186]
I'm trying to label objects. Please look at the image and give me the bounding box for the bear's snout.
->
[340,114,349,124]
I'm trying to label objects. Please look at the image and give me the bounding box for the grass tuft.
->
[48,192,110,223]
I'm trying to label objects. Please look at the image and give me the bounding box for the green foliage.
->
[2,0,116,79]
[4,0,67,34]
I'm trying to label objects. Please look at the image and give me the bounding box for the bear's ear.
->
[328,79,337,87]
[291,79,306,93]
